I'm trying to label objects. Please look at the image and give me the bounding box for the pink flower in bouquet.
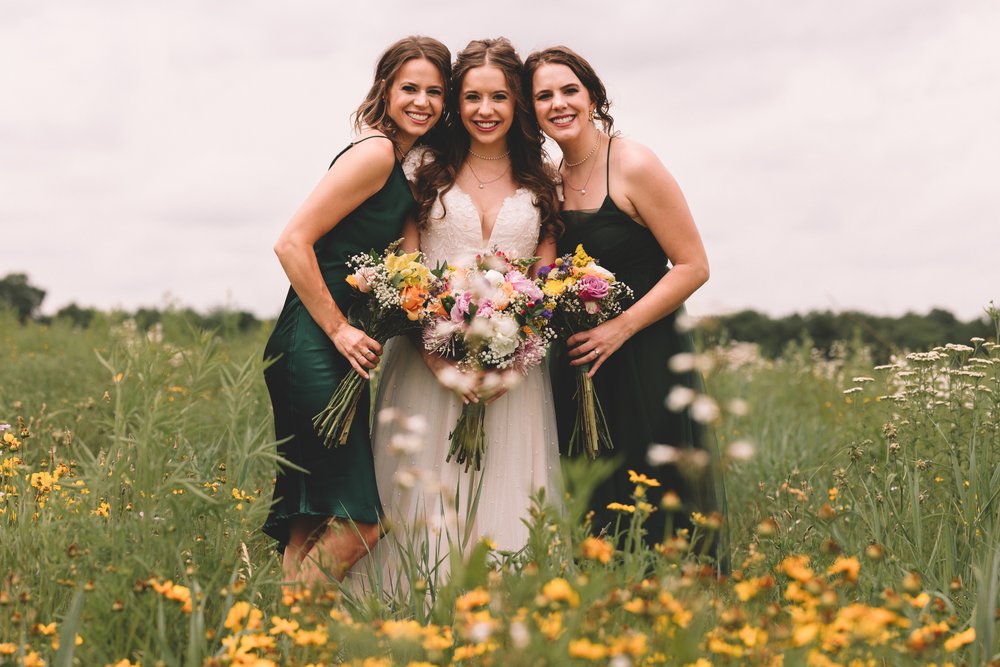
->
[506,270,544,303]
[451,291,472,323]
[576,275,610,302]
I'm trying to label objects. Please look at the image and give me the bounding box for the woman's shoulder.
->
[611,134,664,173]
[334,130,396,175]
[401,145,437,182]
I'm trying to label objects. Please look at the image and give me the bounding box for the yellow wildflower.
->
[734,578,761,602]
[34,622,57,636]
[541,578,580,607]
[30,471,56,494]
[607,502,635,513]
[269,616,299,636]
[628,470,661,487]
[568,638,608,660]
[0,644,17,655]
[293,627,328,646]
[455,587,490,612]
[944,627,976,651]
[451,642,497,661]
[777,554,814,583]
[93,501,111,518]
[827,556,860,583]
[422,625,453,651]
[379,619,425,641]
[534,611,564,640]
[580,536,613,564]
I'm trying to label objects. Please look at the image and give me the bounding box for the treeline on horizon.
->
[2,272,995,359]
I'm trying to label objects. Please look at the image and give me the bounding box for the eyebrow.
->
[400,80,442,88]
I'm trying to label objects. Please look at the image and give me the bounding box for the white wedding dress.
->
[347,148,562,598]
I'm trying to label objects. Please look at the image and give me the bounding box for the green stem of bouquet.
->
[313,310,412,448]
[448,402,487,472]
[570,363,614,459]
[313,369,366,447]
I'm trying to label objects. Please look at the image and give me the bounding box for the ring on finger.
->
[593,348,602,357]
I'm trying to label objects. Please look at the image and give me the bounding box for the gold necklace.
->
[469,148,510,161]
[564,132,602,168]
[562,137,602,196]
[466,160,510,189]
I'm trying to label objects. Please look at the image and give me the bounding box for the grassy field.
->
[1,308,997,665]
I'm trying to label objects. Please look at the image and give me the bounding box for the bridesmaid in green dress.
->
[525,46,729,567]
[263,36,450,585]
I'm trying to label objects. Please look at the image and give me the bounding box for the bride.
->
[349,37,562,595]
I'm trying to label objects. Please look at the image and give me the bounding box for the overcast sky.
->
[3,1,998,320]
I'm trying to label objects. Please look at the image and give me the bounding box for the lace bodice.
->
[403,147,542,265]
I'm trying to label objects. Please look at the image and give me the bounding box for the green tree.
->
[0,273,46,323]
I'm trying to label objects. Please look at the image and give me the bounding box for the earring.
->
[588,109,595,122]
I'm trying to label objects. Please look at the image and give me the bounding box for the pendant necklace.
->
[562,133,602,195]
[466,160,510,189]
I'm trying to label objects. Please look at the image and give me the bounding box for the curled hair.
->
[413,37,561,241]
[523,45,614,134]
[352,36,452,152]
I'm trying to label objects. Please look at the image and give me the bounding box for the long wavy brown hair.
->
[413,38,560,241]
[352,36,452,153]
[523,45,615,134]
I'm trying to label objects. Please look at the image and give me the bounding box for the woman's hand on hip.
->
[331,323,382,379]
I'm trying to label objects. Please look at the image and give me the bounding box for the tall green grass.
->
[1,307,997,664]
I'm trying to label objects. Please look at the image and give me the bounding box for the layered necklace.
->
[466,148,511,189]
[562,132,603,196]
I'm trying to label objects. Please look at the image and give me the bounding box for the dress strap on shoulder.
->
[352,134,393,146]
[330,134,395,169]
[605,134,613,197]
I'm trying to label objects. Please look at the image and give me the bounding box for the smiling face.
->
[385,57,446,149]
[459,64,515,156]
[530,62,596,143]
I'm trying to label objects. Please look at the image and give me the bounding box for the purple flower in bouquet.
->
[576,275,610,302]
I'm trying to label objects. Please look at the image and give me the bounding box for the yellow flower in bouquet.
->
[572,244,595,268]
[543,278,569,298]
[385,251,433,287]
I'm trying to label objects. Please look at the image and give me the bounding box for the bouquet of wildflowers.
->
[538,244,633,458]
[422,251,555,471]
[314,240,441,447]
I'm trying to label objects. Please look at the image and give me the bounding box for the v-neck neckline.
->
[452,183,528,248]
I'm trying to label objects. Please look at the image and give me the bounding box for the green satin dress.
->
[553,137,728,562]
[263,136,413,552]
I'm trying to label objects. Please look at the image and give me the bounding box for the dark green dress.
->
[263,137,413,552]
[553,137,728,561]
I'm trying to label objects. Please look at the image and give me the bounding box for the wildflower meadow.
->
[1,305,998,666]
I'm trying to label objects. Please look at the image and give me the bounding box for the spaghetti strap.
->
[605,134,613,198]
[329,135,395,169]
[352,134,393,145]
